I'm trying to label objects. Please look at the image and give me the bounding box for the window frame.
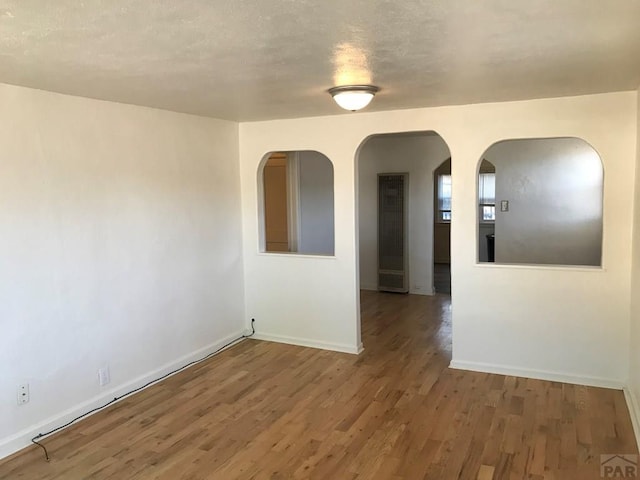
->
[436,173,452,223]
[478,172,496,223]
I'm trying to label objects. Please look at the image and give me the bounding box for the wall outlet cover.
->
[17,384,29,405]
[98,367,110,386]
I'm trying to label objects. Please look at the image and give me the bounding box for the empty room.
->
[2,1,640,479]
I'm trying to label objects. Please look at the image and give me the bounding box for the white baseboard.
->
[0,329,248,461]
[251,332,361,355]
[623,387,640,449]
[409,289,433,296]
[449,359,625,390]
[361,285,434,296]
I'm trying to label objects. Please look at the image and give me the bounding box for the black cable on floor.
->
[31,319,256,461]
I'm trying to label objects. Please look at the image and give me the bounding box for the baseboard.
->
[449,359,625,390]
[251,332,361,355]
[361,285,434,296]
[0,329,248,461]
[409,289,432,296]
[623,387,640,449]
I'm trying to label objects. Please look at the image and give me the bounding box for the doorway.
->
[355,131,452,349]
[356,131,452,348]
[433,159,452,294]
[263,153,290,252]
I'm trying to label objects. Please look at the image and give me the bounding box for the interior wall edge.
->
[623,387,640,450]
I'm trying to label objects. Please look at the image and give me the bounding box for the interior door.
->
[264,154,289,252]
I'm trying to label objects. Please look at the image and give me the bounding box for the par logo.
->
[601,454,637,478]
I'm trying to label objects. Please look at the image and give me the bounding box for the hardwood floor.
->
[433,263,451,294]
[1,291,637,479]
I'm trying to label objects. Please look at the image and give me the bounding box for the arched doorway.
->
[355,131,452,350]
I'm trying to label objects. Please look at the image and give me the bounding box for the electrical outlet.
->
[98,366,110,387]
[17,384,29,405]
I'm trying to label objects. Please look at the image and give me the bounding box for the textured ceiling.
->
[1,1,639,121]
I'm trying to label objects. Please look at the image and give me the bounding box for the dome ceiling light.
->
[328,85,379,111]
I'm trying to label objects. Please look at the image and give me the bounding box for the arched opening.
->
[355,131,452,352]
[258,150,335,255]
[477,137,603,266]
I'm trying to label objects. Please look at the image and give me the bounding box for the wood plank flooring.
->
[433,263,451,294]
[1,291,637,479]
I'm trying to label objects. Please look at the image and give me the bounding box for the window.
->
[437,174,452,222]
[478,173,495,221]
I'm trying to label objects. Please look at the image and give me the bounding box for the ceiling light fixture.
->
[328,85,379,111]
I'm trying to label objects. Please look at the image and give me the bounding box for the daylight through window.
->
[478,173,495,221]
[437,174,452,222]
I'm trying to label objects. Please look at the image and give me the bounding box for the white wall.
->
[0,83,245,458]
[488,138,603,266]
[297,151,334,255]
[628,87,640,442]
[239,91,636,387]
[358,133,450,294]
